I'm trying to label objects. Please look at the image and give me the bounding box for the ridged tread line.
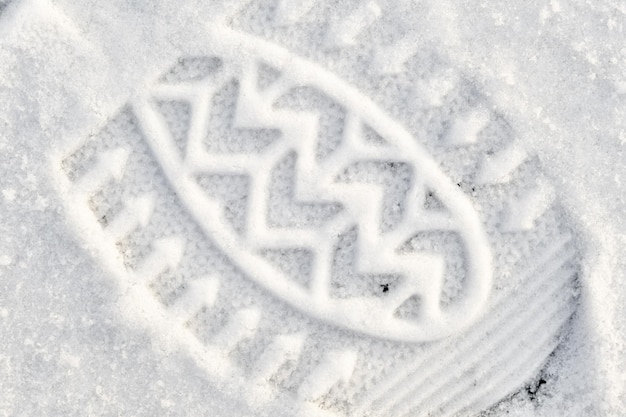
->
[363,236,575,415]
[454,308,574,416]
[361,234,573,405]
[381,262,576,417]
[366,244,576,415]
[398,265,577,417]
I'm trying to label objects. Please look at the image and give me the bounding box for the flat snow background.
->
[0,0,624,415]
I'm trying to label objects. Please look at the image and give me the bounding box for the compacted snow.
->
[0,0,624,416]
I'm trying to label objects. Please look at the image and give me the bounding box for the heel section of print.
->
[54,0,580,416]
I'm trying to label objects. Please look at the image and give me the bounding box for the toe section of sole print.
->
[53,1,581,416]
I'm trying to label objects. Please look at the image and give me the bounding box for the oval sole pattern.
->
[53,1,581,416]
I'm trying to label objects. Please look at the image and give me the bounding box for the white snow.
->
[0,0,624,416]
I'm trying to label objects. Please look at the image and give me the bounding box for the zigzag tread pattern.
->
[140,55,493,344]
[53,1,581,415]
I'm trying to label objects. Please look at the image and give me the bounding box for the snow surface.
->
[0,0,624,416]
